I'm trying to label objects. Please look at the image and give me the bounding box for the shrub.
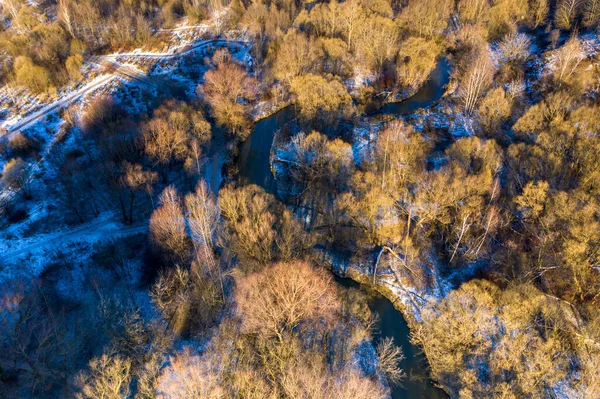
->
[13,56,52,93]
[8,132,40,157]
[65,53,83,81]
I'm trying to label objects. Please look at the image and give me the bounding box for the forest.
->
[0,0,599,398]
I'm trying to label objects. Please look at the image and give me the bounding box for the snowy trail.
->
[4,74,116,134]
[158,24,209,32]
[2,38,250,133]
[0,213,148,271]
[98,38,247,60]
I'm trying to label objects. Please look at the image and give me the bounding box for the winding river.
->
[238,58,451,398]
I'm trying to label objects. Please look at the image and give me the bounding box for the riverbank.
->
[312,247,449,398]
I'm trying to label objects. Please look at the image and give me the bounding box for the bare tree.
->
[272,30,323,84]
[459,49,493,115]
[458,0,490,24]
[185,180,218,254]
[584,0,600,27]
[0,283,79,393]
[218,185,278,268]
[184,139,206,177]
[155,347,223,399]
[375,120,428,192]
[1,157,31,198]
[499,33,531,63]
[398,0,453,38]
[529,0,550,27]
[142,118,189,180]
[550,36,585,85]
[340,0,363,50]
[185,180,222,294]
[330,368,388,399]
[555,0,582,30]
[119,162,157,224]
[199,58,256,137]
[151,266,193,336]
[149,186,190,263]
[376,337,405,386]
[234,261,340,342]
[76,352,132,399]
[58,0,75,38]
[0,0,21,26]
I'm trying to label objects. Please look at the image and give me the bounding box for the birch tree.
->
[58,0,75,38]
[583,0,600,27]
[185,180,221,295]
[555,0,582,30]
[0,0,21,26]
[550,36,585,85]
[459,49,493,115]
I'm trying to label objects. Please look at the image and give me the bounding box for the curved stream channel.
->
[238,58,451,398]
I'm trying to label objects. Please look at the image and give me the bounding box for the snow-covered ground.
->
[0,16,255,293]
[0,210,147,285]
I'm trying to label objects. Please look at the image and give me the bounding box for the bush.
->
[65,53,83,82]
[1,157,30,197]
[8,132,40,157]
[13,56,52,93]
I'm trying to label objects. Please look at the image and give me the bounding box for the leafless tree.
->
[142,118,189,180]
[185,180,218,255]
[459,49,493,115]
[58,0,75,38]
[119,162,157,223]
[149,186,190,263]
[75,352,132,399]
[550,36,585,85]
[555,0,582,30]
[0,0,21,26]
[185,180,223,295]
[235,261,340,342]
[499,33,531,63]
[584,0,600,27]
[376,337,405,385]
[530,0,550,27]
[155,347,223,399]
[199,58,256,137]
[1,157,31,198]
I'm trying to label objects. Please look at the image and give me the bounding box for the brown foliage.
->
[290,74,353,128]
[149,186,190,263]
[75,352,132,399]
[218,185,311,270]
[234,261,340,341]
[199,58,256,137]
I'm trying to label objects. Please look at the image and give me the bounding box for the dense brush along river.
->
[237,58,451,398]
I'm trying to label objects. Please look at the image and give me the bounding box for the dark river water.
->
[238,58,451,398]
